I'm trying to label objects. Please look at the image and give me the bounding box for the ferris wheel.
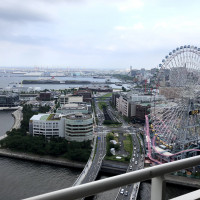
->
[157,45,200,91]
[150,45,200,159]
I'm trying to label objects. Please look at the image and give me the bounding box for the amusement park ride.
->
[145,45,200,164]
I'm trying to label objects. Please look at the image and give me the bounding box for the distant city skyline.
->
[0,0,200,69]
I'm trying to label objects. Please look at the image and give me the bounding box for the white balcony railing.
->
[24,155,200,200]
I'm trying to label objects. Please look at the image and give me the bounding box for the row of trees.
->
[21,104,50,131]
[0,129,91,162]
[112,74,133,81]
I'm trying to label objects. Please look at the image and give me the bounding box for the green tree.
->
[122,86,126,92]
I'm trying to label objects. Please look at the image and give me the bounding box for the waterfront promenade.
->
[11,107,23,130]
[0,148,85,169]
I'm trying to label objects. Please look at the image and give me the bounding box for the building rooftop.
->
[65,113,92,120]
[30,114,48,121]
[30,113,60,121]
[40,115,49,121]
[62,103,87,110]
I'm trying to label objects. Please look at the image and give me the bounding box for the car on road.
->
[132,158,135,162]
[120,188,124,194]
[135,161,138,165]
[134,147,136,150]
[124,191,128,196]
[129,165,133,170]
[137,154,139,158]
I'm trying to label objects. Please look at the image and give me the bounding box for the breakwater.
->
[22,80,114,84]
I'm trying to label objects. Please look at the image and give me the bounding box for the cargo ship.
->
[22,80,91,84]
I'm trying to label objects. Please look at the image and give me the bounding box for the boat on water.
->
[23,72,44,77]
[115,83,122,86]
[22,79,91,84]
[93,76,105,79]
[12,71,26,74]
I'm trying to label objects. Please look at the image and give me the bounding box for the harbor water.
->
[0,111,80,200]
[0,74,123,90]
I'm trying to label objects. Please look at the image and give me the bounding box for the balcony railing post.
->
[151,176,166,200]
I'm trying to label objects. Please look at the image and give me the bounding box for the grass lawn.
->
[123,134,133,156]
[105,132,128,162]
[98,102,107,110]
[101,93,112,98]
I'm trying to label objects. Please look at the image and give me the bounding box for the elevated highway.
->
[81,134,106,184]
[74,96,144,200]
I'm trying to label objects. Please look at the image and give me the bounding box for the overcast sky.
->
[1,0,200,70]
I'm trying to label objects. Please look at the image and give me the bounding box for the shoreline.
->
[11,107,22,130]
[0,108,23,140]
[0,109,18,140]
[0,148,85,169]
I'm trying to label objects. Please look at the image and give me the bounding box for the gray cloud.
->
[0,34,55,47]
[37,0,87,3]
[0,7,50,22]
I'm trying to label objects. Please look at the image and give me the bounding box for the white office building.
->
[29,113,93,142]
[29,114,65,138]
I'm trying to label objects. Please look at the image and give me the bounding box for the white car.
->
[124,191,128,196]
[120,188,124,194]
[132,158,135,162]
[135,161,138,165]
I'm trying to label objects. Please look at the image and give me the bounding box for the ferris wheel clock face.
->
[158,45,200,88]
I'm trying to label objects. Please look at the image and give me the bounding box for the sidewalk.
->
[11,107,23,130]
